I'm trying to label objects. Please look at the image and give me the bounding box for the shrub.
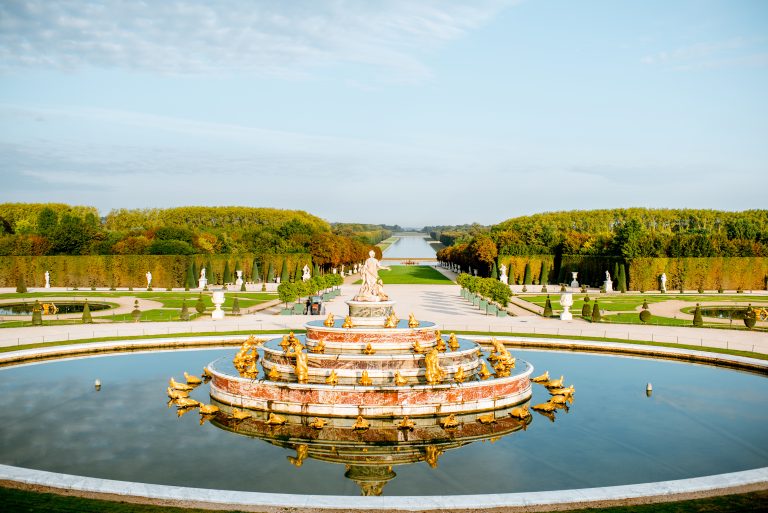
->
[522,285,527,292]
[523,263,532,285]
[639,310,651,323]
[642,299,649,310]
[131,300,141,322]
[744,305,757,329]
[618,264,627,293]
[232,297,241,315]
[591,301,601,322]
[223,261,232,284]
[180,299,190,321]
[195,294,206,314]
[278,282,297,307]
[581,299,591,318]
[148,239,194,255]
[82,299,92,323]
[541,285,547,293]
[31,300,42,326]
[251,260,260,283]
[280,259,290,283]
[16,275,27,293]
[543,295,552,317]
[692,304,703,327]
[240,282,246,291]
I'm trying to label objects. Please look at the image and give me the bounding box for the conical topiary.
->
[744,305,757,329]
[180,299,190,321]
[32,300,43,326]
[192,261,198,286]
[618,264,627,293]
[591,301,601,323]
[223,261,231,284]
[613,262,619,289]
[195,293,206,314]
[232,297,241,315]
[206,260,215,285]
[16,275,27,293]
[82,299,92,324]
[251,259,260,283]
[490,262,498,280]
[131,300,141,322]
[280,259,290,283]
[692,303,703,327]
[543,295,552,317]
[539,262,548,286]
[240,281,246,291]
[642,299,649,310]
[267,262,275,282]
[581,298,591,318]
[185,261,194,291]
[523,263,532,285]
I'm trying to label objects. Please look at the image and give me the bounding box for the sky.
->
[1,0,767,228]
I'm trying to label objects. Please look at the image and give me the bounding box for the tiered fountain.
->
[208,251,533,420]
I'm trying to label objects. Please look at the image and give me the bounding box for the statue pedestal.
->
[211,291,225,320]
[198,278,208,289]
[346,300,395,327]
[604,280,613,293]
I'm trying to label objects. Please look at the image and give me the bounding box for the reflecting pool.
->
[0,348,766,496]
[383,235,437,259]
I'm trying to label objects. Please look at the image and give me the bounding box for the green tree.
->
[266,262,275,282]
[31,300,43,326]
[36,207,58,237]
[51,213,93,254]
[180,299,190,321]
[692,303,703,327]
[223,261,232,284]
[251,259,260,283]
[490,261,498,280]
[185,261,195,291]
[591,301,601,322]
[618,263,627,293]
[278,282,297,307]
[523,262,532,285]
[280,259,290,283]
[539,262,548,285]
[15,274,27,293]
[82,299,92,324]
[543,295,552,317]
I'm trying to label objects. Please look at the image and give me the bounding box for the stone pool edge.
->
[0,334,766,511]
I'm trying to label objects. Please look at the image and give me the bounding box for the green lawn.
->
[522,293,768,312]
[355,265,453,285]
[0,486,765,513]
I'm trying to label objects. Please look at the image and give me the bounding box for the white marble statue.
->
[198,268,207,289]
[660,273,667,292]
[276,276,281,284]
[353,264,358,274]
[332,268,337,274]
[44,271,50,289]
[235,270,243,287]
[355,250,390,302]
[499,264,508,284]
[146,271,152,288]
[604,271,613,293]
[302,264,311,281]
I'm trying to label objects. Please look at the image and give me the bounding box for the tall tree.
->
[280,259,290,283]
[251,259,260,283]
[523,262,532,285]
[223,260,231,284]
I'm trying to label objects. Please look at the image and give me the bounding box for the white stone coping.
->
[1,333,767,510]
[1,464,766,511]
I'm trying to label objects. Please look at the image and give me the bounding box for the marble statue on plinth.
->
[499,264,508,284]
[44,271,50,289]
[302,265,311,281]
[146,271,152,289]
[604,271,613,293]
[198,268,207,289]
[660,273,667,293]
[355,250,390,302]
[235,270,243,287]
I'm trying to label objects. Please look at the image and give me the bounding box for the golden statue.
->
[342,316,354,328]
[393,371,407,386]
[230,408,251,421]
[494,361,511,378]
[309,417,327,429]
[424,348,444,385]
[435,336,446,352]
[548,384,575,396]
[166,387,189,399]
[353,415,370,430]
[359,370,373,386]
[550,394,568,405]
[408,313,419,328]
[243,360,259,379]
[202,367,212,379]
[174,397,200,408]
[268,366,281,381]
[323,313,335,327]
[478,361,491,380]
[412,340,426,354]
[397,416,415,430]
[545,375,564,388]
[448,333,459,351]
[453,366,466,383]
[325,369,338,386]
[309,339,325,353]
[477,413,496,424]
[424,445,442,468]
[439,414,459,429]
[169,377,194,391]
[532,401,557,413]
[294,348,308,384]
[288,444,308,467]
[266,412,287,425]
[434,329,442,343]
[362,343,376,355]
[384,313,397,328]
[531,371,550,383]
[488,338,514,367]
[280,335,290,350]
[199,403,220,415]
[509,405,531,419]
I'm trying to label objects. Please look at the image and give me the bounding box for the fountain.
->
[207,252,533,419]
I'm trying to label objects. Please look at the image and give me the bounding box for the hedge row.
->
[497,255,555,285]
[628,257,768,291]
[0,253,311,289]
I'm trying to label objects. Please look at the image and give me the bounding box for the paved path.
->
[1,284,767,354]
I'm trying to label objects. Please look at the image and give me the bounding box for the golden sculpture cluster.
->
[529,370,576,420]
[383,311,399,328]
[233,335,262,379]
[487,338,515,377]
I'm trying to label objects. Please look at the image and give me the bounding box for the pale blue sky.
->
[1,0,766,227]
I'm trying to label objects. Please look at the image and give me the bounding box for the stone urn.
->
[570,272,579,289]
[559,292,574,320]
[211,291,225,320]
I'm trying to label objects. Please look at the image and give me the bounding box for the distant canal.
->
[382,234,438,259]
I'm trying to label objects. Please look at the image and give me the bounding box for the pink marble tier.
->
[305,322,439,347]
[208,361,532,417]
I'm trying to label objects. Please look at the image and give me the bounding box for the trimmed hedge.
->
[628,257,768,292]
[0,253,311,289]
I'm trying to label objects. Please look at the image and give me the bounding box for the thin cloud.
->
[0,0,510,80]
[640,37,767,70]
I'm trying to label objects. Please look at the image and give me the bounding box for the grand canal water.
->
[1,347,765,496]
[382,234,437,259]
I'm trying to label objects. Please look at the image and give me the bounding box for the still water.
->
[0,348,766,495]
[383,235,437,259]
